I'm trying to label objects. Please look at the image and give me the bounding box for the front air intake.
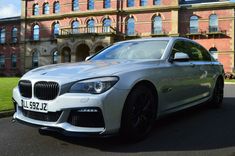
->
[34,81,59,100]
[19,80,32,98]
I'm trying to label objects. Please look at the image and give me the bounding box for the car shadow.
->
[46,97,235,153]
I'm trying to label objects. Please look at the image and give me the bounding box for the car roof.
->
[116,37,190,44]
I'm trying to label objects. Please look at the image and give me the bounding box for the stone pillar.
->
[171,10,179,36]
[20,0,27,74]
[233,9,235,72]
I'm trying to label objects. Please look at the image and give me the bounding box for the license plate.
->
[21,99,48,113]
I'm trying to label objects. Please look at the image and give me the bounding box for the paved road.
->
[0,84,235,156]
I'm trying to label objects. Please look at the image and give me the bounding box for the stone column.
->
[20,0,27,74]
[171,10,179,36]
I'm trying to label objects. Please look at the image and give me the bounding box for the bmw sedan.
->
[13,37,224,140]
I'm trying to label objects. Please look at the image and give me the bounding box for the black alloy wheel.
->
[121,84,157,141]
[209,77,224,108]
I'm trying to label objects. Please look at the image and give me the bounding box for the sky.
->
[0,0,21,19]
[0,0,235,19]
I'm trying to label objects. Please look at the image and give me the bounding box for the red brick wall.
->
[0,21,21,76]
[179,8,234,72]
[26,0,175,38]
[24,0,234,72]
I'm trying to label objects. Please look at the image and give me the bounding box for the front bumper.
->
[13,87,129,135]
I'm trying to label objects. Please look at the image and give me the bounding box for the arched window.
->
[0,28,6,43]
[190,16,198,33]
[140,0,147,6]
[33,24,40,41]
[126,17,135,35]
[88,0,94,10]
[52,51,58,64]
[209,14,218,32]
[12,27,18,43]
[72,0,79,11]
[127,0,134,7]
[72,20,79,34]
[0,54,5,68]
[54,1,60,13]
[103,18,111,33]
[104,0,110,8]
[11,54,17,68]
[32,51,39,68]
[53,22,60,37]
[87,19,95,33]
[33,4,39,15]
[209,47,218,59]
[152,16,162,34]
[154,0,161,5]
[43,3,50,14]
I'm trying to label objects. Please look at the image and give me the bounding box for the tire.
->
[209,77,224,108]
[120,84,157,141]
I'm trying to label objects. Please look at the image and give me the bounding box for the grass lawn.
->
[0,77,20,111]
[225,79,235,83]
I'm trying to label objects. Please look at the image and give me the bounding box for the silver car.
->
[13,37,224,141]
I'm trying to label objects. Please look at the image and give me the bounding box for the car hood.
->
[22,60,161,84]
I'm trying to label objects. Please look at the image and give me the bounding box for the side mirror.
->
[85,55,94,61]
[171,52,190,62]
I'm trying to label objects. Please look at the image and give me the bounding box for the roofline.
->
[115,37,188,44]
[0,16,21,22]
[180,1,235,9]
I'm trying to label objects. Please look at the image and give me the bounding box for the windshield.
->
[90,40,169,60]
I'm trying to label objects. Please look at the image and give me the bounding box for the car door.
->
[159,40,201,112]
[187,42,215,99]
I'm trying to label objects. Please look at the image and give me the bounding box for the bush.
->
[225,72,235,79]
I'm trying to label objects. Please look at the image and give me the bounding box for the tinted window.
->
[187,42,211,61]
[171,40,186,57]
[171,40,211,61]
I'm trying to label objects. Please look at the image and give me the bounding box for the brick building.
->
[0,0,234,75]
[0,17,21,76]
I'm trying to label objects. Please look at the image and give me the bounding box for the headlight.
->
[69,77,119,94]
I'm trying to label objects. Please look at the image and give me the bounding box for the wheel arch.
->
[213,74,224,90]
[122,80,159,118]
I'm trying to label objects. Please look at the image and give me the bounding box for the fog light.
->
[77,108,98,112]
[68,107,105,127]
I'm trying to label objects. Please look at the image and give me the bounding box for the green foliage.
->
[0,77,19,111]
[225,79,235,83]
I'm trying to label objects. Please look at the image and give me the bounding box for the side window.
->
[196,44,211,61]
[187,42,211,61]
[171,40,187,58]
